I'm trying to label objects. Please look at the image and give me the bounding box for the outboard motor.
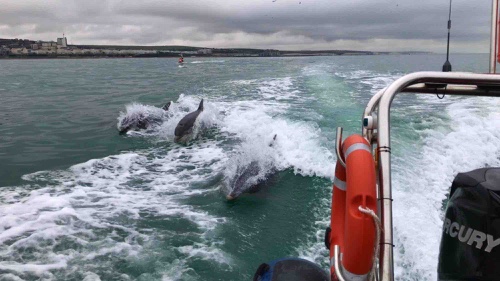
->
[438,168,500,281]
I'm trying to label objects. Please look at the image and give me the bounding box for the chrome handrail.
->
[333,245,347,281]
[490,0,499,73]
[336,127,346,167]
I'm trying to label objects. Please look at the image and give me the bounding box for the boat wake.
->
[190,60,225,64]
[1,76,335,280]
[391,97,500,280]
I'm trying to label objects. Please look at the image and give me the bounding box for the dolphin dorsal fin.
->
[162,101,172,111]
[198,99,204,111]
[269,134,277,147]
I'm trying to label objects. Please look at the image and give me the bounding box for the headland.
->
[0,37,428,59]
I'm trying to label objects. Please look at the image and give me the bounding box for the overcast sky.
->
[0,0,493,52]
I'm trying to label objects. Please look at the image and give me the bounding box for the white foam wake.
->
[392,97,500,280]
[1,75,337,280]
[0,143,228,280]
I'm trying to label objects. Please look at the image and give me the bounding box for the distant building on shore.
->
[41,42,57,48]
[57,36,68,48]
[24,35,69,54]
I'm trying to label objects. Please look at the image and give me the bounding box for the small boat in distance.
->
[178,56,185,67]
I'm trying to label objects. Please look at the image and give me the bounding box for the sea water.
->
[0,54,495,280]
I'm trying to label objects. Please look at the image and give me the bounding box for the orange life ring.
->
[328,134,377,280]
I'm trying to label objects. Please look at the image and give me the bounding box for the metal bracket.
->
[334,245,347,281]
[336,127,346,167]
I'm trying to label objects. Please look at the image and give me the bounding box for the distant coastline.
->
[0,37,430,59]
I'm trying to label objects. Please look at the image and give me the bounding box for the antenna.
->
[442,0,452,72]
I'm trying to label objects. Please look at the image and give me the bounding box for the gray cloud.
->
[0,0,493,52]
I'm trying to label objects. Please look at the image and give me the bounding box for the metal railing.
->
[490,0,499,73]
[358,71,500,281]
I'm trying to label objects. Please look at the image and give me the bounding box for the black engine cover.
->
[438,168,500,281]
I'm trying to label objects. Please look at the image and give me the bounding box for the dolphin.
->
[226,134,278,200]
[118,101,171,134]
[226,161,276,200]
[174,99,204,143]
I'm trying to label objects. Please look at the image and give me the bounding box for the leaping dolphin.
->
[174,99,204,143]
[118,101,171,134]
[226,134,278,200]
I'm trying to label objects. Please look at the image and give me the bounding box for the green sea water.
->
[1,54,499,281]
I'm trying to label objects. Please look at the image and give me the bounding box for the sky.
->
[0,0,493,52]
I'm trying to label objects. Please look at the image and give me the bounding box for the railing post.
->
[490,0,498,73]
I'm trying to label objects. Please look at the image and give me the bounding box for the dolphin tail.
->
[198,99,204,111]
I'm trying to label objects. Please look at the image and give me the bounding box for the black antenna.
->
[442,0,452,72]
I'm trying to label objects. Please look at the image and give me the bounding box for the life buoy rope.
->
[358,206,382,281]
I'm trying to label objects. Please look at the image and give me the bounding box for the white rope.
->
[359,205,383,281]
